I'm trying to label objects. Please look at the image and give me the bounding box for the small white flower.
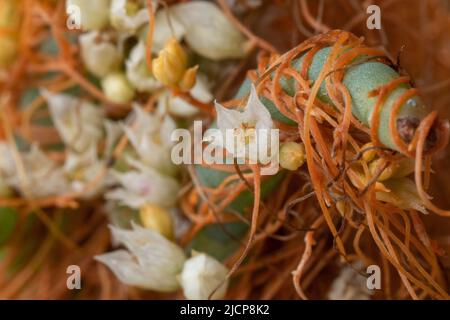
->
[158,74,213,117]
[64,146,107,198]
[110,0,156,34]
[213,84,276,164]
[126,41,161,92]
[124,105,177,175]
[180,252,229,300]
[66,0,110,31]
[42,90,104,153]
[79,31,122,77]
[95,223,186,292]
[106,157,180,209]
[6,145,70,198]
[171,2,246,60]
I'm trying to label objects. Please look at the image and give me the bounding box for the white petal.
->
[106,188,146,208]
[97,225,186,292]
[171,2,245,60]
[0,142,15,176]
[152,8,186,53]
[126,41,161,92]
[42,90,104,152]
[215,102,242,130]
[66,0,110,31]
[245,84,273,129]
[95,248,182,292]
[328,262,372,300]
[80,31,122,77]
[110,0,155,34]
[104,120,122,158]
[180,253,229,300]
[160,115,177,148]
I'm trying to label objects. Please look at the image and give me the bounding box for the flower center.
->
[235,122,256,145]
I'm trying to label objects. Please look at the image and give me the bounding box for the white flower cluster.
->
[96,223,229,300]
[68,0,246,105]
[60,0,245,299]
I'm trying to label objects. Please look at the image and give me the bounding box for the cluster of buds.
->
[152,38,198,92]
[279,141,306,171]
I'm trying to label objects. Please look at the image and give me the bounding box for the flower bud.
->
[139,203,174,240]
[180,252,229,300]
[101,72,135,103]
[152,38,188,86]
[279,142,306,171]
[66,0,110,31]
[179,66,198,92]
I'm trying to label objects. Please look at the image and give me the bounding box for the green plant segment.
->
[238,47,431,152]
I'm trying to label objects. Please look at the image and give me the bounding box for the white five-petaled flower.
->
[95,223,186,292]
[106,157,180,209]
[42,90,104,153]
[212,84,277,165]
[124,105,177,176]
